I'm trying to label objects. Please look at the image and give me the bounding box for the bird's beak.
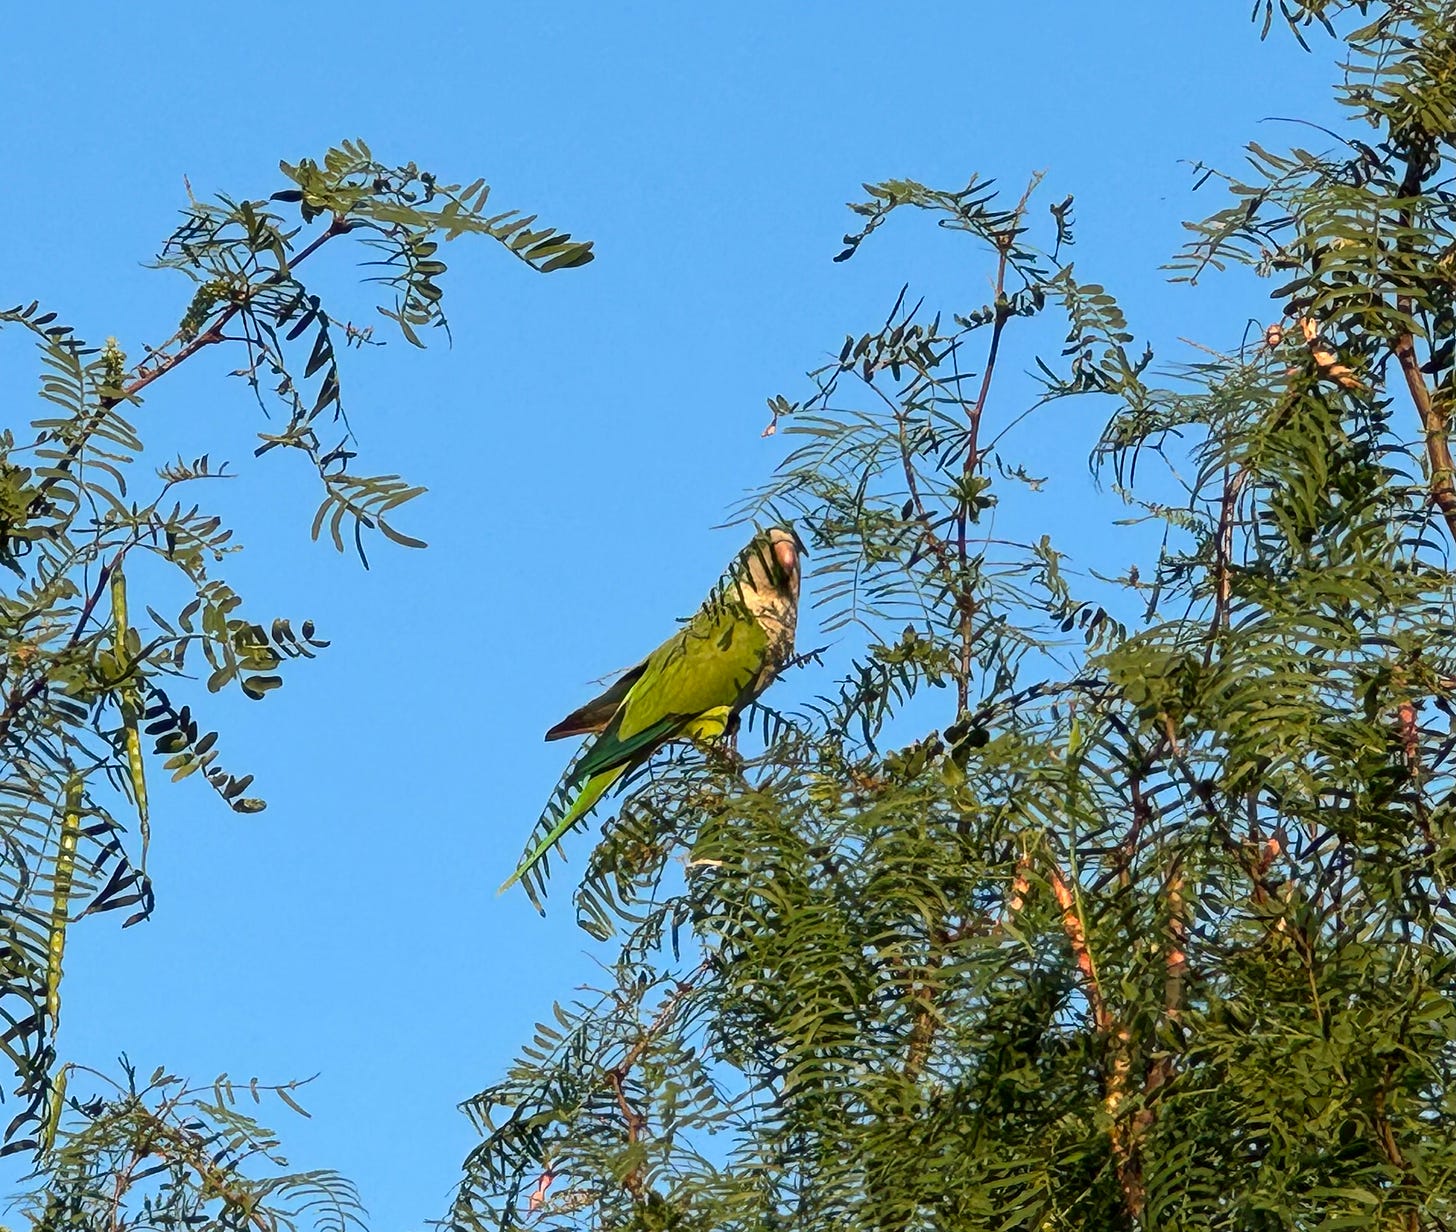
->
[773,538,798,577]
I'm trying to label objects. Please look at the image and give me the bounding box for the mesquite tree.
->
[462,4,1456,1230]
[0,141,590,1227]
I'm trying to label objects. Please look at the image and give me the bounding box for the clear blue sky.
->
[2,5,1339,1228]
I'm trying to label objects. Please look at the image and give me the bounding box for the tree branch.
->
[596,966,705,1201]
[32,213,349,512]
[1048,865,1107,1033]
[1391,148,1456,547]
[903,949,945,1083]
[143,1117,273,1232]
[1396,330,1456,545]
[1210,466,1246,644]
[1048,862,1149,1217]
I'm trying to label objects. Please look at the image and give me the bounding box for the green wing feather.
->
[501,601,771,893]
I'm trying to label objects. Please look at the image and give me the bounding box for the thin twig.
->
[1210,467,1246,644]
[0,550,121,748]
[892,400,955,577]
[120,217,346,408]
[964,172,1042,471]
[598,965,706,1199]
[143,1117,273,1232]
[32,214,348,510]
[951,174,1046,713]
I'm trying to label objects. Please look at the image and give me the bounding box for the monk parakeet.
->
[502,527,802,893]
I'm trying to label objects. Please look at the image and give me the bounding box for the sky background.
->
[1,5,1344,1228]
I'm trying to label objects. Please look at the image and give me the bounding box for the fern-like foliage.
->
[18,1061,364,1232]
[466,5,1456,1230]
[0,142,590,1167]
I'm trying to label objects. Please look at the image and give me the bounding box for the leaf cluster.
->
[465,6,1456,1229]
[20,1060,362,1232]
[0,143,590,1182]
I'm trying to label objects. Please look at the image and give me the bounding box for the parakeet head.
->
[730,526,802,644]
[739,527,800,601]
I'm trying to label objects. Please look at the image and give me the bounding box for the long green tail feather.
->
[499,763,627,894]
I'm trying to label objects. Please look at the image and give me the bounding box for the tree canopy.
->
[7,2,1456,1230]
[0,141,590,1227]
[461,3,1456,1229]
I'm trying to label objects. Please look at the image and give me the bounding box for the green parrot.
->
[502,527,802,893]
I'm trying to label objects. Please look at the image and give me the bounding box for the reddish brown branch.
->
[1398,700,1421,781]
[137,1116,273,1232]
[1396,331,1456,546]
[31,214,348,517]
[964,264,1008,476]
[1105,1028,1144,1220]
[527,1168,555,1214]
[1373,1071,1420,1232]
[1299,316,1365,392]
[1049,865,1142,1214]
[608,1068,647,1143]
[2,215,350,754]
[1001,850,1033,925]
[1120,860,1188,1218]
[964,173,1041,471]
[119,217,347,408]
[1134,860,1188,1173]
[595,967,706,1200]
[1163,863,1187,1022]
[1390,147,1456,548]
[606,1066,649,1199]
[1049,866,1108,1034]
[1052,847,1184,1223]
